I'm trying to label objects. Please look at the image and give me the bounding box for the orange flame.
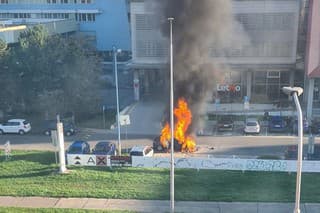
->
[160,98,196,152]
[160,123,170,148]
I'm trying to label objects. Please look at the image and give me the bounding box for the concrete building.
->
[130,0,304,107]
[305,0,320,119]
[0,0,131,55]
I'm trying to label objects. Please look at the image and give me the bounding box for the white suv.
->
[0,119,31,135]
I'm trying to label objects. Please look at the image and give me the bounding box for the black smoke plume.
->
[150,0,237,132]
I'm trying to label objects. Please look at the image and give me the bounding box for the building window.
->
[82,13,86,21]
[80,0,92,3]
[76,13,95,22]
[0,0,8,4]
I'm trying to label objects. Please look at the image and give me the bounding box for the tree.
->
[1,25,102,118]
[0,39,7,53]
[0,39,17,114]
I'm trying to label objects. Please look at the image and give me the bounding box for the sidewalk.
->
[0,196,319,213]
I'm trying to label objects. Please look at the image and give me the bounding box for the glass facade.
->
[216,71,291,104]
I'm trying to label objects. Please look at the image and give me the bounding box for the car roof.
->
[270,116,284,120]
[45,119,72,123]
[246,118,258,121]
[246,118,258,123]
[130,146,148,152]
[71,140,87,146]
[95,141,114,146]
[8,119,26,122]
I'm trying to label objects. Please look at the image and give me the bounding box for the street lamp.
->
[113,46,122,156]
[282,86,304,213]
[168,17,175,213]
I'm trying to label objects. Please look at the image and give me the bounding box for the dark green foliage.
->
[0,25,102,119]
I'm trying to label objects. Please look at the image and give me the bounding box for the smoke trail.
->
[149,0,244,132]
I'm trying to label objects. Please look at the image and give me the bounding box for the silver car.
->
[244,119,260,135]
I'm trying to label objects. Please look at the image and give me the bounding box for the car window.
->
[47,122,56,128]
[247,122,257,126]
[65,123,73,128]
[130,151,143,156]
[68,146,82,154]
[272,120,285,125]
[23,121,29,125]
[95,144,108,152]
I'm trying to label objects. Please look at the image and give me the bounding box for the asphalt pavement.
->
[0,196,319,213]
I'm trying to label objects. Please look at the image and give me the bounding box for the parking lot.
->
[199,119,317,137]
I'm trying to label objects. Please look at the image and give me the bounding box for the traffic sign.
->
[119,114,130,126]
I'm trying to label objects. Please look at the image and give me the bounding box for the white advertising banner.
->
[67,154,111,166]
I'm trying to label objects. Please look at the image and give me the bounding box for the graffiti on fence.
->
[245,160,287,171]
[201,160,244,170]
[176,158,192,168]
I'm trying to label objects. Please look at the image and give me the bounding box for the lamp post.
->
[168,17,175,213]
[282,86,304,213]
[113,46,122,156]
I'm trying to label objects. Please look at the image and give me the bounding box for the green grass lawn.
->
[0,207,133,213]
[1,150,320,202]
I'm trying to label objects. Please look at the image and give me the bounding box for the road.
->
[1,131,318,159]
[1,86,318,159]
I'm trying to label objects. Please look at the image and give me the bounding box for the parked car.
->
[311,120,320,134]
[307,144,320,160]
[284,145,298,160]
[244,118,260,135]
[268,116,288,133]
[0,119,31,135]
[292,118,309,134]
[92,141,117,155]
[43,120,75,136]
[66,140,90,154]
[284,144,320,160]
[130,146,154,157]
[217,116,234,132]
[153,136,182,152]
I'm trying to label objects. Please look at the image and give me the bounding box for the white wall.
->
[132,156,320,173]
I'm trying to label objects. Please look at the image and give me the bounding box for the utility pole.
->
[168,17,175,213]
[113,46,122,156]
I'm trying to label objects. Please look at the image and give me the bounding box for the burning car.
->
[156,98,196,153]
[153,136,182,153]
